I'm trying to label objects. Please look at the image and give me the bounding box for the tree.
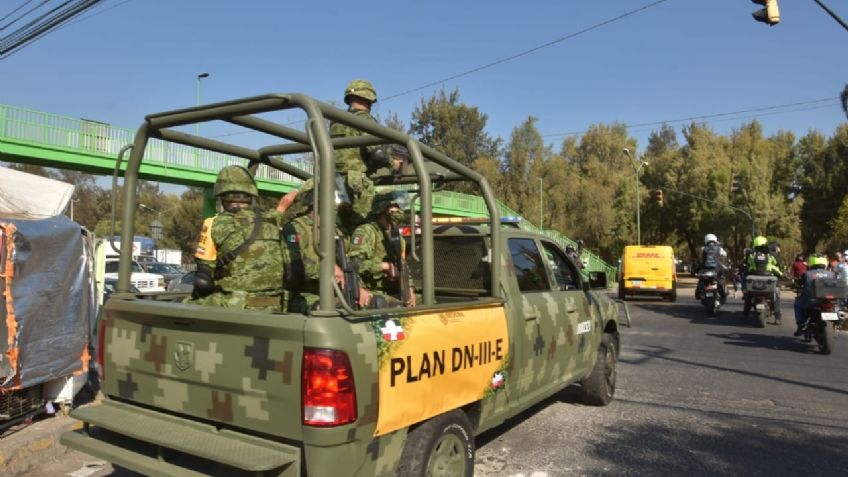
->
[409,88,501,171]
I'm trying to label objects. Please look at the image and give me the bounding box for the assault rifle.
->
[335,236,360,310]
[390,227,410,305]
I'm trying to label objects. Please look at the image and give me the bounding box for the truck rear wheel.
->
[581,333,616,406]
[396,410,474,477]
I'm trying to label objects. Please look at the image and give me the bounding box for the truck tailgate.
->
[99,298,306,440]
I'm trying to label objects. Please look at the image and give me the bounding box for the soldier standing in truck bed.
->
[328,79,395,220]
[190,165,287,311]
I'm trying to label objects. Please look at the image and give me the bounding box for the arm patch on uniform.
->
[352,234,365,246]
[286,233,300,243]
[194,217,217,261]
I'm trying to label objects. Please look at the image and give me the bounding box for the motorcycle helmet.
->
[704,233,717,245]
[807,254,828,269]
[752,236,768,249]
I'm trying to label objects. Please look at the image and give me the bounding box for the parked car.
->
[103,277,140,301]
[166,270,195,293]
[103,257,165,292]
[140,262,184,285]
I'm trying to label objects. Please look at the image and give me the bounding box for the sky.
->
[2,0,846,167]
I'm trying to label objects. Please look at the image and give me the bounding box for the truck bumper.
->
[61,399,300,477]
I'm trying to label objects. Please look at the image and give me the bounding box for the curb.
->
[0,413,83,477]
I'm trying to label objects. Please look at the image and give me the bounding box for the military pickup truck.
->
[61,93,623,477]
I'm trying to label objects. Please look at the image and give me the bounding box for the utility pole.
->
[623,148,648,245]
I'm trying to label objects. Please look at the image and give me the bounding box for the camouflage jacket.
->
[348,221,410,295]
[192,207,286,310]
[329,107,379,174]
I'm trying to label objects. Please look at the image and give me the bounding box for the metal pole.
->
[635,170,641,245]
[195,73,209,136]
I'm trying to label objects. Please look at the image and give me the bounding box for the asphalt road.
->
[22,285,848,477]
[474,287,848,477]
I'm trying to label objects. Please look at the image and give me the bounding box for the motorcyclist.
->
[743,235,783,322]
[695,233,728,302]
[792,254,834,336]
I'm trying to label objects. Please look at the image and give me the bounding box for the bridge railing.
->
[0,104,307,184]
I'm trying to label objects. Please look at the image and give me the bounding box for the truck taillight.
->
[96,314,107,381]
[302,348,357,427]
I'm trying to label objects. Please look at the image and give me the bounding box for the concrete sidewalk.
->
[0,411,83,477]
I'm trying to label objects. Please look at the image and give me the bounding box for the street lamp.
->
[623,148,648,245]
[149,219,163,261]
[195,72,210,136]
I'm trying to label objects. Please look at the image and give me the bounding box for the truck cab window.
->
[542,241,579,291]
[509,238,551,292]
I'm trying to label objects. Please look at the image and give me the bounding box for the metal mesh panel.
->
[408,235,490,294]
[0,386,43,421]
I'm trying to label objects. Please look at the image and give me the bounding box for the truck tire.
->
[396,410,474,477]
[581,333,616,406]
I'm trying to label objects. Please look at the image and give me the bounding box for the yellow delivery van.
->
[618,245,677,301]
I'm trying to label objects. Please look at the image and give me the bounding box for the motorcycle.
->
[698,269,722,316]
[745,275,778,328]
[801,278,847,355]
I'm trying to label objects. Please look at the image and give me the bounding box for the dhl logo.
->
[634,253,662,258]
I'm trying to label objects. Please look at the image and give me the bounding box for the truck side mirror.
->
[588,271,608,290]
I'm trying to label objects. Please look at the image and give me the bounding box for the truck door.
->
[506,237,560,406]
[541,241,595,378]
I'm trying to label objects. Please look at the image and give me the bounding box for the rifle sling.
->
[216,209,265,269]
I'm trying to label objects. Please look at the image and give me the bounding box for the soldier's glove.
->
[367,147,392,171]
[192,264,219,299]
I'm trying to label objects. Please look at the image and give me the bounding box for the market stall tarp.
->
[0,167,75,217]
[1,215,95,389]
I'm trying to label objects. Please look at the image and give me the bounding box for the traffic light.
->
[752,0,780,26]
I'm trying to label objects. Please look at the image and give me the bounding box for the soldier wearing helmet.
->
[190,165,287,311]
[793,253,835,336]
[328,79,392,219]
[744,235,783,320]
[348,191,416,307]
[281,179,373,313]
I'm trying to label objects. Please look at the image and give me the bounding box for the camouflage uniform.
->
[281,213,319,313]
[189,165,286,311]
[328,79,387,218]
[348,192,413,306]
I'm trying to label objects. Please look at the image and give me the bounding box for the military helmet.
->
[344,79,377,104]
[294,178,315,207]
[214,165,258,197]
[704,233,717,245]
[373,190,410,212]
[752,236,768,248]
[807,254,827,269]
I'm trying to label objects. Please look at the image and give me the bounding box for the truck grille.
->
[132,279,157,290]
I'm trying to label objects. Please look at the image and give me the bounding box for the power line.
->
[381,0,671,102]
[543,97,840,139]
[0,0,104,59]
[0,0,41,29]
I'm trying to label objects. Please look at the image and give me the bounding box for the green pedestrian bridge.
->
[0,103,616,278]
